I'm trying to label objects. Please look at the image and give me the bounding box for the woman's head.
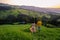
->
[32,23,35,26]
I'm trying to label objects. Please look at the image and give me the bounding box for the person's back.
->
[30,23,36,33]
[36,20,42,32]
[37,21,42,27]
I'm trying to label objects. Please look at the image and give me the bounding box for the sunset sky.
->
[0,0,60,8]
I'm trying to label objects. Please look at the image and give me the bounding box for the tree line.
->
[0,10,60,27]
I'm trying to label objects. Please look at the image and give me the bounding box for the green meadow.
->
[0,3,60,40]
[0,24,60,40]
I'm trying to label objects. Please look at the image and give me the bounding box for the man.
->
[36,20,42,32]
[36,20,42,40]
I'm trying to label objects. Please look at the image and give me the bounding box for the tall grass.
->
[0,24,60,40]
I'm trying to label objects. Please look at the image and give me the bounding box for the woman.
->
[30,23,36,33]
[30,23,37,40]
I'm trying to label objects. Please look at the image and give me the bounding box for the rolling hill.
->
[0,3,60,27]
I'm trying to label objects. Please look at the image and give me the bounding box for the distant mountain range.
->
[20,6,60,13]
[0,3,60,13]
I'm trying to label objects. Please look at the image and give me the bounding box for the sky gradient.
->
[0,0,60,8]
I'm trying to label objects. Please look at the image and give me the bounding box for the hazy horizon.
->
[0,0,60,8]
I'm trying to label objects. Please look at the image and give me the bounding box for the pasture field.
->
[0,24,60,40]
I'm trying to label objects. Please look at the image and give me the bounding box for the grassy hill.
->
[0,24,60,40]
[0,3,60,26]
[0,8,47,19]
[0,3,60,40]
[0,8,60,27]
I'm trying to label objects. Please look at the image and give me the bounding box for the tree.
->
[6,15,16,24]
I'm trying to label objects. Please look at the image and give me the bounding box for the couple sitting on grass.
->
[30,20,42,33]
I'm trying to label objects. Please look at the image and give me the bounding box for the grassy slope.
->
[0,24,60,40]
[0,9,48,19]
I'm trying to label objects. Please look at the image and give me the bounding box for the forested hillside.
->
[0,3,60,27]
